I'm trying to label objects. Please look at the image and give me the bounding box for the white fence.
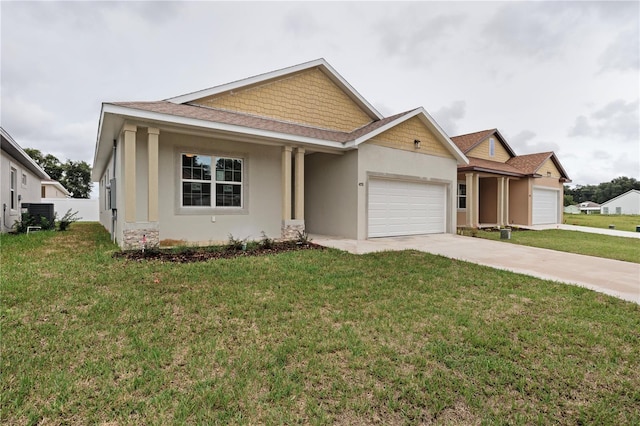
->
[42,198,99,222]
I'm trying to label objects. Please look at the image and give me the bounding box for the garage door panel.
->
[533,188,559,225]
[368,178,446,237]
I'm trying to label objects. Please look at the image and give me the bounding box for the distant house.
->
[42,180,71,199]
[600,190,640,215]
[451,129,571,227]
[1,127,50,232]
[564,205,580,214]
[578,201,601,214]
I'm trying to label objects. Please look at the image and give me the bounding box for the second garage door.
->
[368,178,445,237]
[532,187,559,225]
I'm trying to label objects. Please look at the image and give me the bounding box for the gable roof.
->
[166,58,383,121]
[1,127,50,180]
[42,180,71,197]
[506,151,570,181]
[600,189,640,206]
[451,128,516,157]
[458,157,525,177]
[93,60,469,178]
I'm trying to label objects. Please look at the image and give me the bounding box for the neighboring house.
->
[451,129,571,227]
[564,205,580,214]
[578,201,601,214]
[600,190,640,215]
[42,180,71,198]
[1,127,50,232]
[92,59,468,249]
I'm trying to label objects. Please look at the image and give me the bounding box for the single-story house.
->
[42,180,71,199]
[564,205,580,214]
[1,127,50,232]
[579,201,601,214]
[92,59,468,249]
[451,129,571,227]
[600,190,640,215]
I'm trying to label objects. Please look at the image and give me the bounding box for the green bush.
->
[57,209,81,231]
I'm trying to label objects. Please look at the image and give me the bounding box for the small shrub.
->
[295,229,311,244]
[13,212,55,233]
[226,233,247,251]
[259,231,275,249]
[57,209,81,231]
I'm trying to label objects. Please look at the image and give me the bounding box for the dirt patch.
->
[113,241,324,263]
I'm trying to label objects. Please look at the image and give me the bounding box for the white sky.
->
[1,1,638,193]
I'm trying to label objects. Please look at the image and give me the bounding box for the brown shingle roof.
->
[458,157,525,176]
[506,152,553,175]
[450,129,496,153]
[110,101,413,144]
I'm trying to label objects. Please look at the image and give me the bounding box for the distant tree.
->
[61,160,92,199]
[563,193,575,206]
[565,177,639,204]
[25,148,92,198]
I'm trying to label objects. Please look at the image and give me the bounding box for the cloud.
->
[432,101,466,135]
[482,2,580,60]
[283,8,320,38]
[598,26,640,73]
[569,99,639,141]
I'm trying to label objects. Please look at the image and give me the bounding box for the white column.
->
[123,124,137,223]
[465,173,474,227]
[294,147,305,220]
[147,128,159,222]
[281,146,292,221]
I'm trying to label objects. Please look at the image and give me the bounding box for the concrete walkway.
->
[529,223,640,238]
[310,233,640,304]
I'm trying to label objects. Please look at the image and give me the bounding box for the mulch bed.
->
[113,241,324,263]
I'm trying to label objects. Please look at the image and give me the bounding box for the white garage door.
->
[368,178,446,237]
[532,187,559,225]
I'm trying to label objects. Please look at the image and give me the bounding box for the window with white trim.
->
[457,182,467,209]
[489,138,495,157]
[10,168,17,210]
[21,172,27,186]
[181,154,243,208]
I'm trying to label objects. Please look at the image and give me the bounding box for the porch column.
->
[281,146,292,221]
[147,127,160,222]
[503,178,510,226]
[294,147,305,220]
[123,124,137,223]
[465,172,478,227]
[497,177,505,227]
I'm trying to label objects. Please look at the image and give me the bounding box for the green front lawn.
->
[564,214,640,232]
[470,229,640,263]
[2,224,639,424]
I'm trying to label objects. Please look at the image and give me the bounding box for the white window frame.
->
[457,182,467,210]
[489,138,495,157]
[21,172,27,187]
[180,153,244,210]
[10,167,17,211]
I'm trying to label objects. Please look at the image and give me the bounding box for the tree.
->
[564,177,640,204]
[25,148,92,198]
[61,160,92,198]
[563,194,575,206]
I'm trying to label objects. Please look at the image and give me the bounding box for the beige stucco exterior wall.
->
[509,178,530,225]
[1,150,44,231]
[43,185,67,198]
[368,117,454,159]
[356,143,458,239]
[467,137,512,163]
[156,131,282,244]
[193,68,373,132]
[479,178,498,223]
[304,151,358,238]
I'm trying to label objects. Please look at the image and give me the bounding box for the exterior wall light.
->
[414,139,421,149]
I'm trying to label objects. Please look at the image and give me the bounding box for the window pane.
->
[183,182,211,206]
[216,183,241,207]
[458,184,466,196]
[459,198,466,209]
[225,171,232,181]
[233,171,241,182]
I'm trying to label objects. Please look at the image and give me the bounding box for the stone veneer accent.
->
[122,222,160,250]
[281,220,305,240]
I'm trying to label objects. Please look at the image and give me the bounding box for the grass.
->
[469,229,640,263]
[564,214,640,232]
[2,223,640,424]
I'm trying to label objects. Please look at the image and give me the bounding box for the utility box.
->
[21,203,55,225]
[109,178,117,210]
[500,228,511,240]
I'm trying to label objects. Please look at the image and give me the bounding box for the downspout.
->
[111,139,117,243]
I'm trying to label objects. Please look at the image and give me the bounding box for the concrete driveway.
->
[311,233,640,304]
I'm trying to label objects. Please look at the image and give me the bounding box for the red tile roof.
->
[110,101,412,144]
